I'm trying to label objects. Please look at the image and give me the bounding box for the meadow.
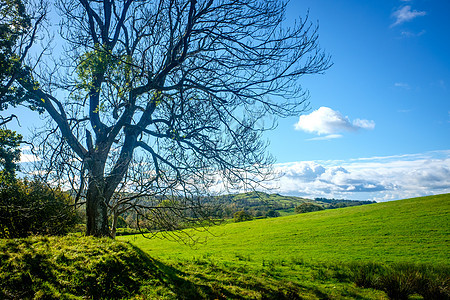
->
[119,193,450,299]
[120,194,449,266]
[1,194,449,299]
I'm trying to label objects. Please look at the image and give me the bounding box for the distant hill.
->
[213,191,375,218]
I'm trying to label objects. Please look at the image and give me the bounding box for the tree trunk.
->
[85,177,110,237]
[110,209,119,239]
[83,136,135,238]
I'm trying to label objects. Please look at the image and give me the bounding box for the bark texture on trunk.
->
[85,177,110,237]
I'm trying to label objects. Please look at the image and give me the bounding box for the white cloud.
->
[19,147,40,163]
[294,107,375,137]
[401,30,426,37]
[353,119,375,130]
[306,134,342,141]
[267,150,450,201]
[394,82,410,89]
[391,6,426,27]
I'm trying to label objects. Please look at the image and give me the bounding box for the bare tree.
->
[10,0,331,237]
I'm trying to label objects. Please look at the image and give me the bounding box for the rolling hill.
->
[121,193,450,266]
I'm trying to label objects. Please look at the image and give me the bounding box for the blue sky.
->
[5,0,450,201]
[263,0,450,200]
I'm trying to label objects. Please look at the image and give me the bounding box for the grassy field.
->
[120,194,450,266]
[1,194,448,299]
[116,193,449,299]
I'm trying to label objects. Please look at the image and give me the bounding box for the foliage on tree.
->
[0,129,22,182]
[294,202,324,214]
[233,210,253,223]
[0,0,46,112]
[3,0,331,237]
[0,178,80,238]
[0,0,29,106]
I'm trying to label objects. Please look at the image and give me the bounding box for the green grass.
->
[120,194,450,266]
[1,194,448,299]
[116,193,449,299]
[0,235,155,299]
[0,235,390,299]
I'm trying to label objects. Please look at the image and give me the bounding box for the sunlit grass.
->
[1,194,448,299]
[120,194,450,266]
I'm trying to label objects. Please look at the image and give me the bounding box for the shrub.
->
[0,178,80,238]
[378,264,418,300]
[233,210,253,222]
[294,203,324,214]
[347,262,386,288]
[265,209,280,218]
[0,129,22,182]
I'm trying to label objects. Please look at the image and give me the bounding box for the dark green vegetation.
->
[0,127,80,239]
[1,194,446,299]
[294,202,324,214]
[0,129,22,181]
[233,210,254,222]
[0,0,34,110]
[0,178,80,238]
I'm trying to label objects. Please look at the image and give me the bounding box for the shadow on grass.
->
[8,237,446,299]
[129,245,317,299]
[128,244,226,299]
[1,237,244,299]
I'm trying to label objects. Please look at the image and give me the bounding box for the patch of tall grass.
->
[302,261,449,300]
[348,263,449,300]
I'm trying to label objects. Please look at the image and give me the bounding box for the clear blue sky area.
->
[268,0,450,163]
[260,0,450,200]
[4,0,450,201]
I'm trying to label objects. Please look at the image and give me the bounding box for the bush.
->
[0,178,80,238]
[294,203,324,214]
[0,129,22,182]
[265,209,280,218]
[233,210,253,222]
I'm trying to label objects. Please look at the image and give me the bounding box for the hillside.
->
[112,191,375,231]
[211,191,375,218]
[121,193,450,266]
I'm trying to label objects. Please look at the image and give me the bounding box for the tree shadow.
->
[1,238,386,300]
[129,245,314,300]
[129,244,239,299]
